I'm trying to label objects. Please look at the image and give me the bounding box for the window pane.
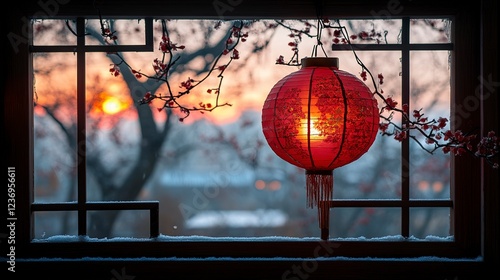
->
[410,51,451,199]
[337,19,402,44]
[410,144,450,199]
[33,52,77,203]
[410,207,451,239]
[88,210,151,239]
[85,52,138,202]
[184,209,290,237]
[410,19,452,44]
[329,208,401,238]
[33,19,77,45]
[34,211,78,239]
[85,19,146,45]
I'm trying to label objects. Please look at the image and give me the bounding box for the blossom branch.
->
[276,18,499,168]
[99,18,247,122]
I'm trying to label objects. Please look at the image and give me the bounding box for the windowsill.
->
[15,255,483,262]
[10,256,484,280]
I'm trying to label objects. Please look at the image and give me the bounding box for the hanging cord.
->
[334,19,374,85]
[312,0,328,58]
[311,19,328,58]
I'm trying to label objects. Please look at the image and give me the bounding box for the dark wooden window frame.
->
[4,1,498,279]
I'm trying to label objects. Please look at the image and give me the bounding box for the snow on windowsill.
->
[31,234,454,243]
[13,235,483,263]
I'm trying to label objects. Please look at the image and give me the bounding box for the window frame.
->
[5,1,498,279]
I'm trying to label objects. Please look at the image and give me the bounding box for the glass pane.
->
[410,144,451,199]
[34,211,78,239]
[85,19,146,45]
[336,136,402,199]
[85,51,138,202]
[33,19,77,45]
[410,51,451,199]
[410,207,452,239]
[185,209,289,237]
[336,19,402,44]
[33,52,77,203]
[113,210,151,238]
[330,207,401,239]
[410,19,452,44]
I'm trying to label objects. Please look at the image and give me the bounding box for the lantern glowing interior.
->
[261,57,379,212]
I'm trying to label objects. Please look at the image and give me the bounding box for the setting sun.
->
[93,92,130,115]
[102,96,126,115]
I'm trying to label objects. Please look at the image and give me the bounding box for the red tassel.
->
[305,170,333,208]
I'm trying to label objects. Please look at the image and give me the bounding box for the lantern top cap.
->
[301,57,339,68]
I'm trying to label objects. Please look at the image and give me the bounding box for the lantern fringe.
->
[306,171,333,209]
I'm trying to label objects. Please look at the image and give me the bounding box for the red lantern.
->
[261,57,379,209]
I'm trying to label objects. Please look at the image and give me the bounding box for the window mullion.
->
[401,17,411,238]
[76,17,88,236]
